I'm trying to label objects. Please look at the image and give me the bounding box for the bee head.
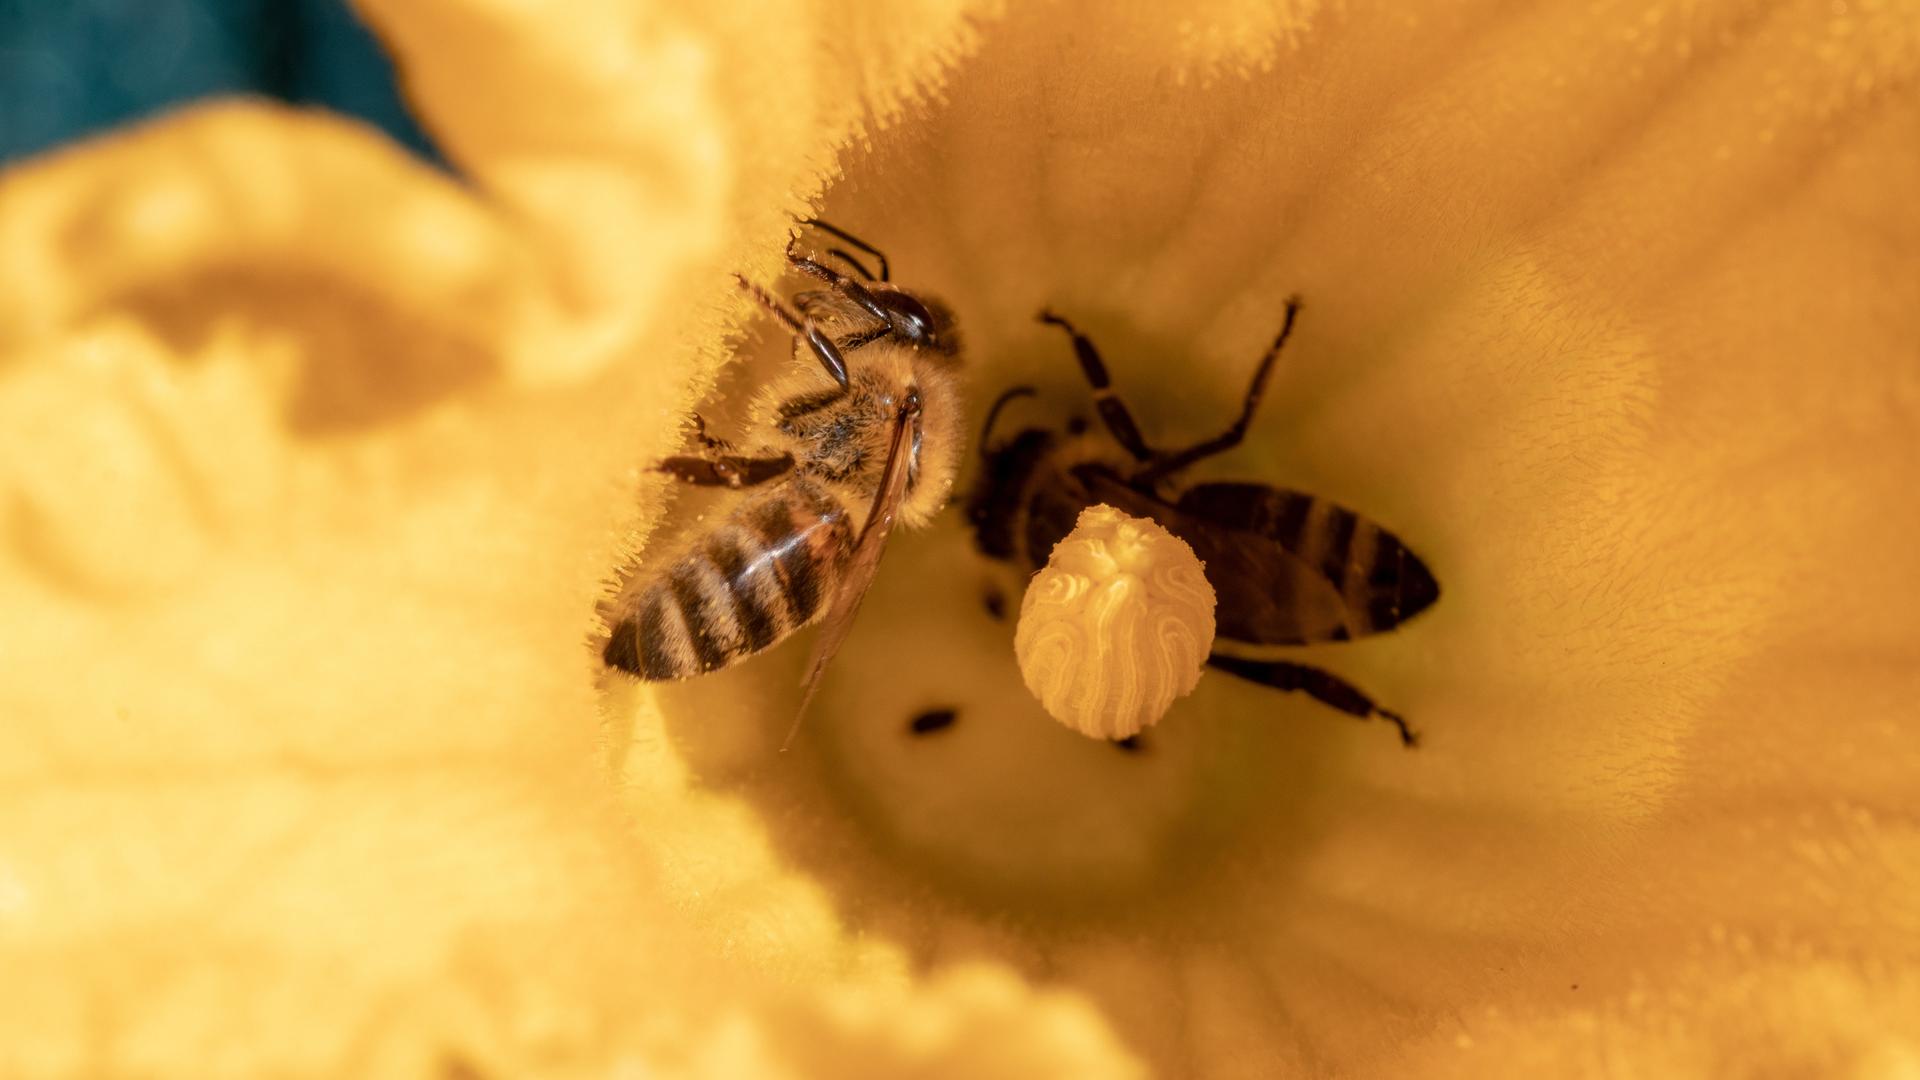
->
[873,287,961,359]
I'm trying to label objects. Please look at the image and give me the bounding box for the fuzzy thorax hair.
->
[751,344,964,530]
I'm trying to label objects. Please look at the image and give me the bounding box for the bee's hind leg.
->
[1207,655,1418,748]
[657,452,795,489]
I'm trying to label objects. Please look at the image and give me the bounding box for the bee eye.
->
[884,293,937,344]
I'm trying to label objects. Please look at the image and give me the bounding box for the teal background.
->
[0,0,440,166]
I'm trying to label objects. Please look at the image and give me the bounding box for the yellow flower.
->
[3,0,1917,1076]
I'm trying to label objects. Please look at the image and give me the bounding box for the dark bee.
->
[966,299,1439,746]
[602,221,965,717]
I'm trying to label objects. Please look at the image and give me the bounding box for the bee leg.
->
[790,239,879,284]
[735,274,851,390]
[788,255,902,331]
[1134,297,1302,485]
[1035,309,1155,462]
[1206,655,1419,748]
[657,453,795,489]
[798,218,892,282]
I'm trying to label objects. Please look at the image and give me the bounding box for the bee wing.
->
[1185,523,1355,644]
[1175,481,1440,641]
[794,289,891,357]
[1076,473,1397,646]
[792,289,838,320]
[786,397,921,744]
[794,288,876,334]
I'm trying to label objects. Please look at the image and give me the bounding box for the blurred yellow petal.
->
[351,0,992,382]
[0,102,542,391]
[2,0,1916,1076]
[0,1,1136,1076]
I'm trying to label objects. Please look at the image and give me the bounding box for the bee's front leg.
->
[736,274,850,390]
[1133,296,1301,485]
[656,453,794,489]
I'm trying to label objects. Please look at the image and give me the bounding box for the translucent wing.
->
[1073,473,1354,644]
[1173,481,1440,639]
[785,393,921,746]
[794,287,872,332]
[791,289,840,320]
[794,289,889,353]
[1068,472,1436,645]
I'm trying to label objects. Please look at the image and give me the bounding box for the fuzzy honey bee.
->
[602,221,964,711]
[966,298,1439,746]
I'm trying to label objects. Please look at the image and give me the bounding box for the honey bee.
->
[966,299,1440,746]
[602,221,964,717]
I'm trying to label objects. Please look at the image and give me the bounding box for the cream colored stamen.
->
[1014,504,1217,740]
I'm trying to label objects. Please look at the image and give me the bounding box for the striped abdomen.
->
[1026,469,1439,647]
[603,478,852,680]
[1172,481,1440,641]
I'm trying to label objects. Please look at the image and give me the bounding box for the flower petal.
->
[0,1,1139,1075]
[633,0,1920,1072]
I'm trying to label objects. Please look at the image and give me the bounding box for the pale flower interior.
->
[2,0,1917,1076]
[626,0,1920,1072]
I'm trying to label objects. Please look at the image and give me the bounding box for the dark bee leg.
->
[735,275,851,390]
[800,218,891,282]
[790,255,941,349]
[789,225,881,281]
[1207,655,1418,747]
[1134,297,1302,485]
[657,453,795,489]
[1035,310,1155,462]
[789,255,893,326]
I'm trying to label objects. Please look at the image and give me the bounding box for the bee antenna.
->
[979,385,1038,455]
[825,247,879,282]
[735,273,851,390]
[800,218,891,282]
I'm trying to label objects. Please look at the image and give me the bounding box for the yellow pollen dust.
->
[1014,504,1218,740]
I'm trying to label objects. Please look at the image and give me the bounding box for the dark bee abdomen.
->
[603,479,852,680]
[967,429,1058,560]
[1020,466,1092,571]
